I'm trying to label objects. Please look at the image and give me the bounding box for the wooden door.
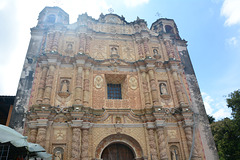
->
[101,143,134,160]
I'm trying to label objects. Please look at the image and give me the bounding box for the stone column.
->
[184,126,199,159]
[74,66,83,105]
[143,37,150,56]
[28,121,38,143]
[171,66,184,105]
[147,122,158,160]
[141,71,151,105]
[36,119,48,148]
[43,64,55,104]
[85,36,91,55]
[83,68,90,106]
[46,32,54,52]
[37,65,48,104]
[156,127,168,160]
[178,121,189,160]
[148,129,158,160]
[51,31,61,52]
[71,120,83,160]
[79,33,85,53]
[136,40,144,59]
[81,122,91,160]
[147,68,158,105]
[164,40,175,59]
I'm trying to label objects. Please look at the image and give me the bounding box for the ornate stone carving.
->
[37,66,48,104]
[170,145,180,160]
[83,68,90,105]
[74,67,83,105]
[129,76,138,90]
[72,127,81,160]
[29,128,37,143]
[43,65,55,104]
[141,71,151,105]
[148,129,158,160]
[184,126,199,158]
[157,127,168,160]
[148,69,158,104]
[94,75,103,89]
[136,40,144,59]
[36,127,47,148]
[53,147,64,160]
[81,129,89,160]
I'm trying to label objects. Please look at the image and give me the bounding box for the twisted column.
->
[141,71,151,105]
[37,66,48,104]
[184,126,199,158]
[78,33,85,53]
[136,40,144,59]
[74,66,83,105]
[148,129,158,160]
[143,38,150,56]
[147,68,158,104]
[156,127,168,160]
[81,129,89,160]
[83,68,90,106]
[51,31,61,52]
[171,68,184,105]
[36,127,47,148]
[28,128,37,143]
[71,127,81,160]
[43,64,55,104]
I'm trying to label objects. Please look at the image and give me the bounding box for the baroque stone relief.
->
[94,75,103,89]
[129,76,138,90]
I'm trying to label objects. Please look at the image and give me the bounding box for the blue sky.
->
[0,0,239,120]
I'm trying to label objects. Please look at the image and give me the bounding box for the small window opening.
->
[107,84,122,99]
[165,25,173,33]
[47,14,56,23]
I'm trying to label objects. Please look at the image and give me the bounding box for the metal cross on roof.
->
[155,12,162,18]
[108,8,114,14]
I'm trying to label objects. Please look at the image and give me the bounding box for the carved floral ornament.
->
[94,75,104,89]
[129,76,138,90]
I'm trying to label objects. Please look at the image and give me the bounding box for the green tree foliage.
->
[207,114,215,124]
[210,89,240,160]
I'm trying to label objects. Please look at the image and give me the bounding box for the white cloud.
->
[226,36,238,46]
[202,92,232,120]
[202,92,214,115]
[221,0,240,26]
[124,0,149,7]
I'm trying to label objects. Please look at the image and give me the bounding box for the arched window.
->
[46,14,56,23]
[165,25,174,33]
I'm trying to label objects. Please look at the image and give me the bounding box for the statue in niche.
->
[153,49,158,54]
[65,42,73,55]
[170,146,179,160]
[60,80,70,92]
[160,83,168,95]
[53,147,64,160]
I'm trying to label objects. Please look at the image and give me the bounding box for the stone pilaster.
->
[147,68,158,105]
[81,122,91,160]
[170,66,184,106]
[85,36,91,54]
[143,37,150,56]
[136,40,144,59]
[155,120,168,160]
[141,71,151,105]
[71,120,83,160]
[37,65,48,104]
[43,64,55,104]
[51,31,61,52]
[74,66,83,105]
[83,68,90,106]
[147,122,158,160]
[28,121,38,143]
[177,121,188,160]
[184,125,199,159]
[46,32,54,52]
[36,119,48,148]
[79,33,85,53]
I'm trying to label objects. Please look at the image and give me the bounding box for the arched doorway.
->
[101,143,134,160]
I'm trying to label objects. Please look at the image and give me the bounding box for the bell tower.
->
[37,6,69,28]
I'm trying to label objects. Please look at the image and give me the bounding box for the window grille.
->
[107,84,122,99]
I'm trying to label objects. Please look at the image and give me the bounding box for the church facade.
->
[9,7,218,160]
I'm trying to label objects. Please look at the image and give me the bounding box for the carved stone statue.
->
[160,83,168,95]
[60,80,69,92]
[54,151,62,160]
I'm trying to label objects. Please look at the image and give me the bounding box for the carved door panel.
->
[101,143,134,160]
